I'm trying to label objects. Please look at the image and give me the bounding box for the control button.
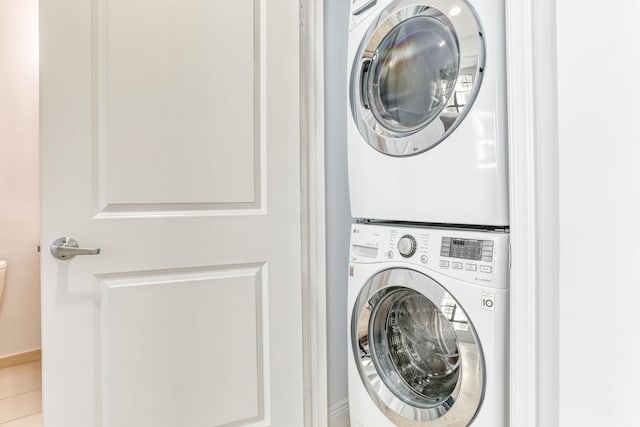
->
[439,260,449,268]
[397,235,417,258]
[420,255,429,264]
[480,265,492,273]
[465,264,477,271]
[387,250,394,259]
[482,256,492,262]
[452,262,463,270]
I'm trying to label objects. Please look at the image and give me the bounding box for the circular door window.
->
[369,15,460,134]
[350,0,484,156]
[352,268,484,425]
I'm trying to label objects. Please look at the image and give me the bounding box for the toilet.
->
[0,260,6,306]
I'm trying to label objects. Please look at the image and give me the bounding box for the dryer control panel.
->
[350,223,509,289]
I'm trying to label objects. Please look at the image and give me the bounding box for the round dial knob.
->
[397,235,417,258]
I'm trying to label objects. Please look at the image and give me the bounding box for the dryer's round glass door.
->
[368,15,460,134]
[352,268,484,425]
[350,0,485,156]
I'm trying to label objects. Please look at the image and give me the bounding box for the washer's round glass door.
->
[352,268,484,425]
[372,288,460,404]
[350,0,484,156]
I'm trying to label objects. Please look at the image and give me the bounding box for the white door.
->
[40,1,303,426]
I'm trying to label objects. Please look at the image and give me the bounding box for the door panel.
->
[97,0,259,211]
[40,0,302,425]
[98,266,266,426]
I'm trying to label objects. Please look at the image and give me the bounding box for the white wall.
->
[0,0,40,358]
[324,0,351,424]
[556,1,640,424]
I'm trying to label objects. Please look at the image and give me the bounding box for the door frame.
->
[301,0,328,426]
[505,0,558,426]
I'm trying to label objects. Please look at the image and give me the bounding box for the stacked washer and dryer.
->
[345,0,510,426]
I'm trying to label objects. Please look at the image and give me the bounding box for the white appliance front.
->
[347,0,509,226]
[347,223,509,426]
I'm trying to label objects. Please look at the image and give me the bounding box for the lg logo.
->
[481,293,495,311]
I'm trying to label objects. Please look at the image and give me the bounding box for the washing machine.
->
[348,223,508,426]
[347,0,509,226]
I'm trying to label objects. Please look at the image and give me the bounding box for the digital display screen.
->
[441,237,493,262]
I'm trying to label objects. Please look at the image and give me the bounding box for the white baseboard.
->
[329,399,350,427]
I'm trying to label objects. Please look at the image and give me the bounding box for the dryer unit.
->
[348,223,509,426]
[347,0,509,226]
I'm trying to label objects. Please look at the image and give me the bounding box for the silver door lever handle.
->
[50,237,101,260]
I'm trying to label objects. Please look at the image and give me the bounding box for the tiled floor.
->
[0,361,42,426]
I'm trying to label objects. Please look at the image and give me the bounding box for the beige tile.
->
[0,412,42,427]
[0,390,42,424]
[0,362,42,400]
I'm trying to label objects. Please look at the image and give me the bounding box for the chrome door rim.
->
[350,0,485,156]
[351,268,485,425]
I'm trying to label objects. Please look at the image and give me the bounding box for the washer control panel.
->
[350,223,509,289]
[440,237,494,262]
